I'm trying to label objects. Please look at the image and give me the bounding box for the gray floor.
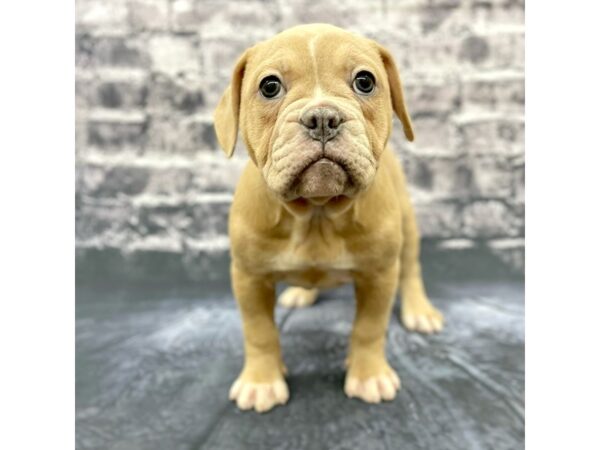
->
[76,258,524,450]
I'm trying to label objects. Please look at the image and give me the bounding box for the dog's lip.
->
[306,196,334,206]
[298,156,355,184]
[289,157,351,200]
[294,156,349,189]
[279,149,357,202]
[299,157,341,174]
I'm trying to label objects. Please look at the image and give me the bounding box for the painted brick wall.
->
[75,0,525,281]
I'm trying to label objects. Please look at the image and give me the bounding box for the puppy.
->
[214,24,444,413]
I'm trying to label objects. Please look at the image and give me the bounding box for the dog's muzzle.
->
[267,101,374,203]
[290,106,351,199]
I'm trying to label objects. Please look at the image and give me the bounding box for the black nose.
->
[300,107,342,143]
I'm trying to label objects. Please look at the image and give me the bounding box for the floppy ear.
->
[377,45,415,142]
[213,50,249,157]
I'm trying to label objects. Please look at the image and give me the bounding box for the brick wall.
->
[75,0,525,282]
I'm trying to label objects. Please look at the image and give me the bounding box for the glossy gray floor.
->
[76,267,524,450]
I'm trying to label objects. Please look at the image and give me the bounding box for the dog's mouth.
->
[268,120,375,204]
[289,157,351,201]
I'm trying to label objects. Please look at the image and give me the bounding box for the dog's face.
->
[214,24,414,203]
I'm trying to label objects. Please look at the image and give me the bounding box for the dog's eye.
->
[259,75,283,99]
[352,71,376,95]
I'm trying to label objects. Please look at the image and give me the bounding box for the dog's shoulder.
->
[230,161,283,230]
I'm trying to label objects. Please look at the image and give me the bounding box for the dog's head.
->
[214,24,414,204]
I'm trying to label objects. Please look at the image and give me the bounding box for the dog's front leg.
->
[228,263,288,413]
[345,260,401,403]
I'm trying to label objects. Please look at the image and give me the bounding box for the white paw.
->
[278,287,318,308]
[229,378,289,413]
[344,368,401,403]
[402,303,444,334]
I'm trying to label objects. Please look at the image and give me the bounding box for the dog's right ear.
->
[213,50,249,157]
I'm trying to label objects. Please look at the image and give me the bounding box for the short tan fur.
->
[214,24,443,413]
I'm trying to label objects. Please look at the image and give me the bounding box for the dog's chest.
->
[269,221,356,288]
[272,251,354,288]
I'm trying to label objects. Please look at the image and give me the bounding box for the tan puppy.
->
[214,24,444,413]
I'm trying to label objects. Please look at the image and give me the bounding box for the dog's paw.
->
[278,287,318,308]
[229,377,289,413]
[402,301,444,334]
[344,367,401,403]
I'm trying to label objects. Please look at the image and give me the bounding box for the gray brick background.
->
[75,0,524,282]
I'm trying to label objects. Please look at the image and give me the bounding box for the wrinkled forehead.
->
[245,29,385,92]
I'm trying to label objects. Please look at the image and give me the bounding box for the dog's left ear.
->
[376,44,415,142]
[213,50,249,157]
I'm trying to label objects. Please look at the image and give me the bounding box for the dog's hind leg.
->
[278,286,319,308]
[398,198,444,334]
